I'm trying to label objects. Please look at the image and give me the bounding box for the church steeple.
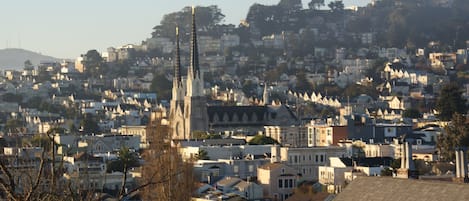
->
[189,6,200,79]
[263,83,269,105]
[182,6,209,138]
[170,26,186,140]
[186,6,204,97]
[171,26,184,102]
[174,26,182,86]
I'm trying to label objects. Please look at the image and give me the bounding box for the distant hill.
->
[0,48,60,70]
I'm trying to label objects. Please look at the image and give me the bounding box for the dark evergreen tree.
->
[435,83,467,121]
[248,135,279,145]
[437,113,469,161]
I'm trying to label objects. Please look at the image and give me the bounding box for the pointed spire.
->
[263,83,269,105]
[189,6,200,79]
[174,26,182,85]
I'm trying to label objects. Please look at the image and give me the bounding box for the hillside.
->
[0,48,60,70]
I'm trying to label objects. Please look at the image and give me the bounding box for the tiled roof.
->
[334,176,469,201]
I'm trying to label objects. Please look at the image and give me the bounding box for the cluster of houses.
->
[1,2,469,200]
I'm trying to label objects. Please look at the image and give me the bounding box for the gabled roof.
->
[334,176,469,201]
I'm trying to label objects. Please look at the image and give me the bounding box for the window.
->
[278,179,283,188]
[315,155,319,162]
[289,179,293,188]
[248,165,254,172]
[234,165,239,173]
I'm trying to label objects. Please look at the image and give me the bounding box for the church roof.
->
[334,176,469,201]
[207,105,267,122]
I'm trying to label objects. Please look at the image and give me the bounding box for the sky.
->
[0,0,370,59]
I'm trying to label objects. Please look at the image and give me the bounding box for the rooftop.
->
[334,176,469,201]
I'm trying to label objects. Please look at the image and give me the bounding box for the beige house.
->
[271,146,347,180]
[264,125,307,147]
[258,163,297,201]
[63,153,106,190]
[118,125,149,149]
[318,166,351,193]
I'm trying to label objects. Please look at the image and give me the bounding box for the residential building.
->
[214,176,263,200]
[258,163,297,201]
[118,125,149,149]
[306,123,348,147]
[271,145,347,180]
[264,125,307,147]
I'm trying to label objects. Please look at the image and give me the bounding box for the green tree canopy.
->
[82,49,106,78]
[328,0,344,12]
[1,93,23,103]
[150,73,171,101]
[435,83,467,121]
[402,108,422,119]
[308,0,325,10]
[107,147,139,173]
[195,149,210,160]
[80,114,100,134]
[152,5,225,39]
[437,113,469,161]
[248,135,279,145]
[295,71,313,93]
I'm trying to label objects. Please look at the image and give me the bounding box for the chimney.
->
[396,136,417,179]
[455,147,468,183]
[271,144,281,163]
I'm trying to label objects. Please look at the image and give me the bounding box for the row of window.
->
[288,154,325,164]
[278,178,295,189]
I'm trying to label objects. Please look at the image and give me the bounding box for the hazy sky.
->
[0,0,370,59]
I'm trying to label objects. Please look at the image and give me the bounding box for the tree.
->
[278,0,302,12]
[295,71,313,92]
[402,108,422,119]
[435,83,467,121]
[195,149,210,160]
[80,114,100,134]
[138,109,195,201]
[150,73,172,101]
[82,49,106,78]
[328,0,344,12]
[308,0,325,10]
[437,113,469,161]
[117,147,139,199]
[1,93,23,103]
[24,60,33,69]
[152,6,225,39]
[0,128,93,201]
[248,135,279,145]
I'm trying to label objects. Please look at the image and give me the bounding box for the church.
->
[169,7,298,140]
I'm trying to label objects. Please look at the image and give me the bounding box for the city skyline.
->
[0,0,370,59]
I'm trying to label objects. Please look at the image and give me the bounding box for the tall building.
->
[170,7,208,140]
[169,7,298,140]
